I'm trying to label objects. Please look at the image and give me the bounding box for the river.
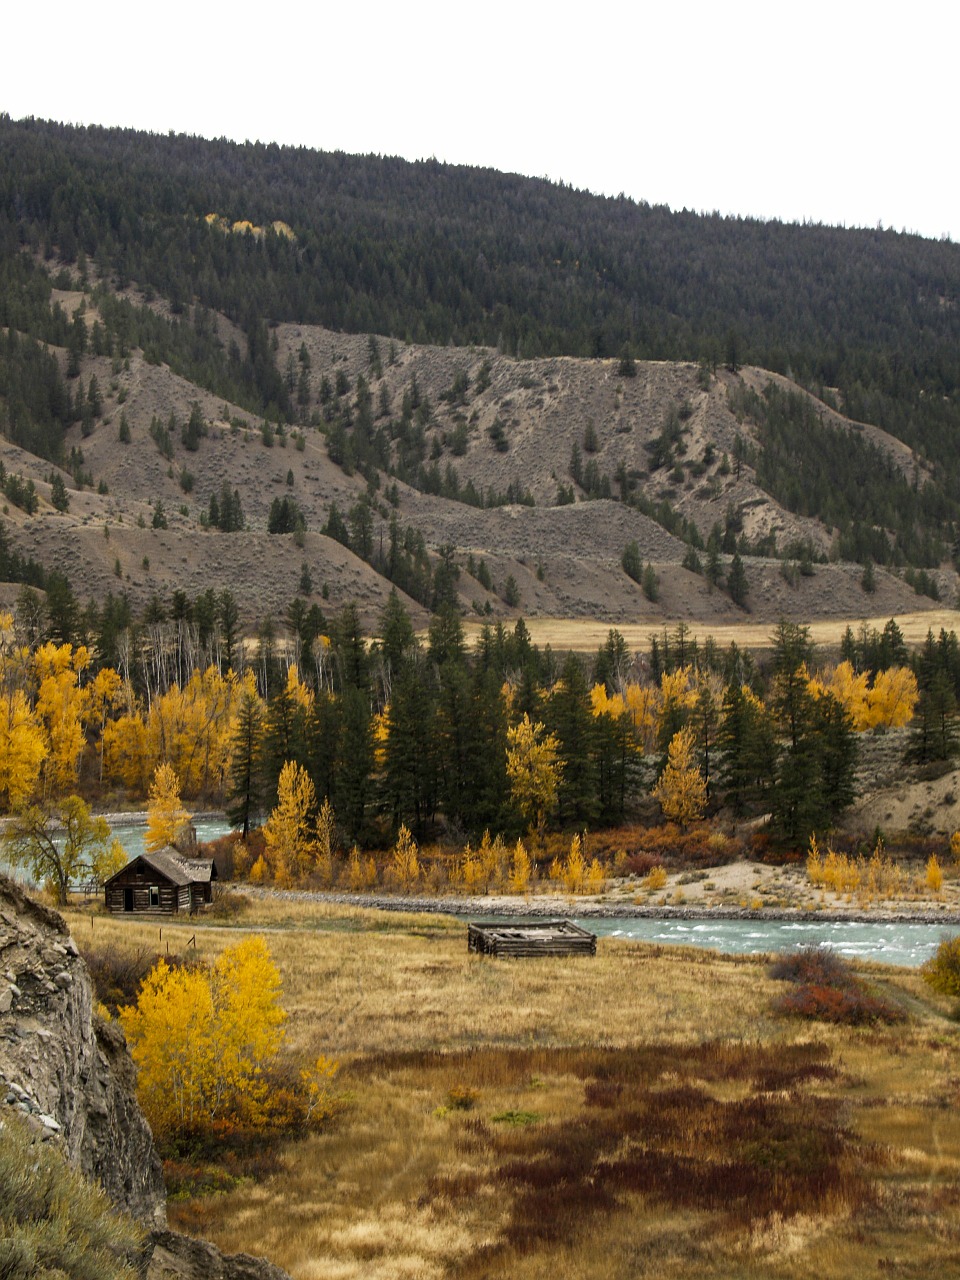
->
[575,915,959,968]
[0,815,232,886]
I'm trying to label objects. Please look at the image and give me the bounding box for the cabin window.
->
[149,885,160,908]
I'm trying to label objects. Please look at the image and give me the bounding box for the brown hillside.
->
[3,310,952,633]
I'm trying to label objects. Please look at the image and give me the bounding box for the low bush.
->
[79,942,205,1016]
[921,935,960,999]
[0,1110,142,1279]
[770,946,905,1026]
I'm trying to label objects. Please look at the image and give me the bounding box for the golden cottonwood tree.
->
[120,936,287,1138]
[34,642,91,793]
[505,713,562,840]
[654,726,707,827]
[145,762,191,852]
[146,668,240,797]
[865,667,919,730]
[3,796,124,905]
[0,687,46,811]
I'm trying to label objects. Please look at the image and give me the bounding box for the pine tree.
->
[546,654,597,825]
[727,552,748,607]
[226,688,264,838]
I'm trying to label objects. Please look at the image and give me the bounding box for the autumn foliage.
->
[120,936,337,1142]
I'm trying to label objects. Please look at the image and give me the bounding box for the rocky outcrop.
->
[0,873,291,1280]
[146,1233,292,1280]
[0,873,165,1226]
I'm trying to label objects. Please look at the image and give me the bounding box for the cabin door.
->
[123,887,134,912]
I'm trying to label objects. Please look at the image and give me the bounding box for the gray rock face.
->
[146,1232,292,1280]
[0,873,293,1280]
[0,874,166,1227]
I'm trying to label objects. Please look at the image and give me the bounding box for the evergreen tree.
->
[546,653,597,825]
[717,682,775,816]
[50,471,69,512]
[260,680,310,806]
[226,689,264,837]
[727,553,749,607]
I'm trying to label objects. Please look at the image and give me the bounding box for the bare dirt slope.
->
[4,310,951,632]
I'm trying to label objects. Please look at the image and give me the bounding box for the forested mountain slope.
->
[0,116,958,633]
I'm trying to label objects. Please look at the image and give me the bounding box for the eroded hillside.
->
[2,293,953,632]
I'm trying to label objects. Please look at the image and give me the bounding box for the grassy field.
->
[468,609,960,655]
[65,899,960,1279]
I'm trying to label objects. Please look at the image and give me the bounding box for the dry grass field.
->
[480,610,960,656]
[64,898,960,1280]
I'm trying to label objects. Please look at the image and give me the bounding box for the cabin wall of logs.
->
[467,920,597,957]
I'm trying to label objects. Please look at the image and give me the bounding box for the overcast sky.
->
[5,0,957,242]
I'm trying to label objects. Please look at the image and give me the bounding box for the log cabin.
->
[103,849,217,915]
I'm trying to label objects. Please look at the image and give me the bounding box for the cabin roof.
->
[104,849,217,889]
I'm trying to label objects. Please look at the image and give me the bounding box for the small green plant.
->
[491,1109,541,1126]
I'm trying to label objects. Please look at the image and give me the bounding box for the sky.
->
[5,0,957,243]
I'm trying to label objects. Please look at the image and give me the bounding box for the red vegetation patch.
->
[361,1040,869,1273]
[770,946,906,1026]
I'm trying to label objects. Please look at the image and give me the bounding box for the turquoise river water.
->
[575,916,959,968]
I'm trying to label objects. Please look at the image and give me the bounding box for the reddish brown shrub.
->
[770,946,905,1026]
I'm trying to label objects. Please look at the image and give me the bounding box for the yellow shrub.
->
[249,854,270,884]
[586,858,606,895]
[644,865,667,890]
[926,855,943,895]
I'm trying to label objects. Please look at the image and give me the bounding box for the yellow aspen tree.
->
[507,839,532,894]
[210,935,287,1126]
[84,666,123,784]
[586,858,606,895]
[0,688,47,811]
[590,683,626,719]
[562,832,586,894]
[119,936,287,1138]
[103,711,152,794]
[653,726,707,827]
[249,854,270,883]
[505,713,562,841]
[865,667,919,730]
[822,661,871,730]
[146,667,241,798]
[951,830,960,866]
[458,843,484,893]
[145,762,191,852]
[315,797,336,886]
[263,761,317,886]
[391,823,421,890]
[478,829,505,891]
[926,855,943,895]
[34,642,90,794]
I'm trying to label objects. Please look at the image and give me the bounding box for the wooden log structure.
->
[467,919,597,957]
